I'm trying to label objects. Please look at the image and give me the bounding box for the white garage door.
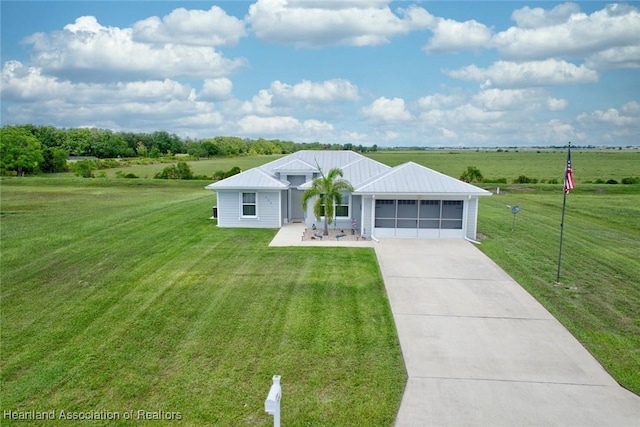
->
[374,199,464,238]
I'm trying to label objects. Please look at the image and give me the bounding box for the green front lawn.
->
[1,178,406,426]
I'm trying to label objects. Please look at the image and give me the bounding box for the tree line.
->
[0,125,378,176]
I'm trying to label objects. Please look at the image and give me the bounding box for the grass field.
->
[0,178,405,426]
[100,155,286,179]
[2,149,639,424]
[367,149,640,183]
[94,149,640,184]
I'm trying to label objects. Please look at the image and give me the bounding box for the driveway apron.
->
[374,239,640,426]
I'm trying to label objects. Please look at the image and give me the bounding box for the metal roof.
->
[205,167,289,190]
[206,152,490,196]
[262,150,369,175]
[272,159,318,173]
[354,161,492,196]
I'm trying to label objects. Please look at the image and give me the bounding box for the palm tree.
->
[301,166,354,236]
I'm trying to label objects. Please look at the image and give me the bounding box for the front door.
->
[288,175,306,222]
[290,189,304,221]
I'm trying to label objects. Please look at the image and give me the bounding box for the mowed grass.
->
[477,184,640,394]
[0,178,406,426]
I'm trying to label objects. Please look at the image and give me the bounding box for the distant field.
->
[87,149,639,184]
[99,155,285,179]
[367,149,640,183]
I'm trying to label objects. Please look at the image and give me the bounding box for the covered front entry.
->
[288,175,306,222]
[374,198,465,238]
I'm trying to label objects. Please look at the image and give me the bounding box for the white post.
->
[264,375,281,427]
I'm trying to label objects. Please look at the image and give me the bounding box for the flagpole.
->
[556,182,568,283]
[556,142,571,283]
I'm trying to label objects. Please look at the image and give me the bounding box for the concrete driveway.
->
[374,239,640,426]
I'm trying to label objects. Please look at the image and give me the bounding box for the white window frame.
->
[241,192,257,218]
[335,193,351,218]
[319,193,351,219]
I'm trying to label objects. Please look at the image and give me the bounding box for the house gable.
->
[205,167,289,191]
[355,161,491,196]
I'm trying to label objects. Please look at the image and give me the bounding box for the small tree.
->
[71,159,97,178]
[0,126,44,176]
[301,166,354,236]
[460,166,483,183]
[154,161,193,179]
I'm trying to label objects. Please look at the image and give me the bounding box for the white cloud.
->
[237,89,274,116]
[446,59,599,88]
[1,61,195,103]
[450,104,505,123]
[493,3,640,62]
[237,115,333,135]
[417,93,466,109]
[622,100,640,115]
[132,6,246,46]
[362,97,412,122]
[440,127,457,138]
[473,88,535,111]
[510,3,581,29]
[1,61,74,101]
[223,79,360,117]
[25,16,246,82]
[546,119,578,140]
[577,101,640,127]
[547,97,568,111]
[270,79,359,103]
[1,61,224,133]
[200,78,233,101]
[586,45,640,70]
[177,112,225,127]
[246,0,431,47]
[472,88,567,112]
[423,18,492,53]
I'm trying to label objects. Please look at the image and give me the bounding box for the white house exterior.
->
[205,150,491,240]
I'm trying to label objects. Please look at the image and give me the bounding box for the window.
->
[242,192,257,217]
[320,193,350,218]
[335,193,350,217]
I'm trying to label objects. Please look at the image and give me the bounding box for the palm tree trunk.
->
[323,217,329,236]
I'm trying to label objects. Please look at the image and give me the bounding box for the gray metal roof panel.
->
[272,159,318,172]
[206,168,289,190]
[354,162,492,195]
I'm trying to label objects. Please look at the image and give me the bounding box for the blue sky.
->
[1,1,639,147]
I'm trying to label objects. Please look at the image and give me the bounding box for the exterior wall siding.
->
[281,190,288,224]
[362,196,373,238]
[216,190,281,228]
[217,190,480,239]
[466,197,478,240]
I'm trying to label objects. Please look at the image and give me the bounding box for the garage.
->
[354,162,491,240]
[374,199,465,238]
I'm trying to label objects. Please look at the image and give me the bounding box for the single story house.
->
[205,150,491,240]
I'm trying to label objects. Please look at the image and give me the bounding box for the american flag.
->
[564,146,575,194]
